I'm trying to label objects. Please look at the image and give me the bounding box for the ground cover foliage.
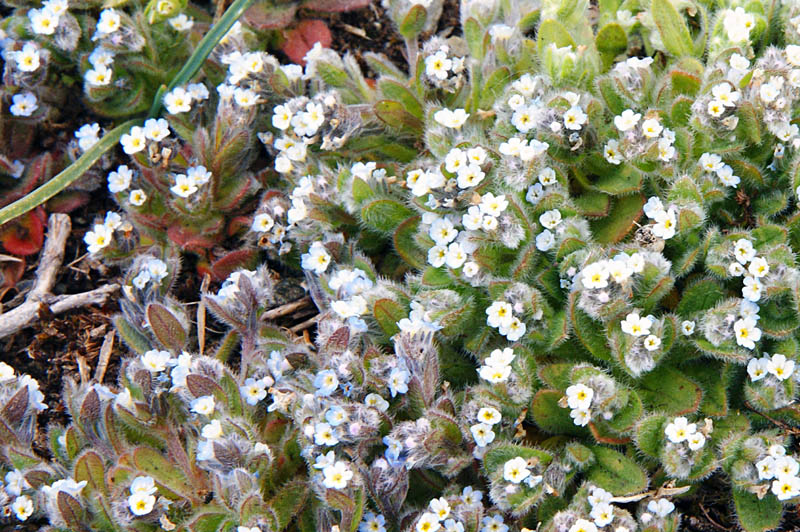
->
[3,0,800,530]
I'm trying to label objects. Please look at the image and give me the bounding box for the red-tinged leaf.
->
[282,19,333,65]
[1,258,26,289]
[302,0,370,12]
[0,209,45,256]
[167,224,220,253]
[209,249,257,281]
[47,190,90,213]
[242,1,297,30]
[146,303,187,351]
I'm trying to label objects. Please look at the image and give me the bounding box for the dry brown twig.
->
[0,213,120,340]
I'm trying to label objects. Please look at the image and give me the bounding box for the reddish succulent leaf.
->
[210,249,257,281]
[282,19,333,65]
[1,258,25,289]
[47,191,90,213]
[302,0,371,12]
[0,209,45,256]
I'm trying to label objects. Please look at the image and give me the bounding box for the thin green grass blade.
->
[0,119,140,227]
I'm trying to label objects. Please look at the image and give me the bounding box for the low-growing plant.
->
[7,0,800,530]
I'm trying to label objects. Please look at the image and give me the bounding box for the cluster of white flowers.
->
[499,136,549,162]
[642,196,677,240]
[83,211,126,254]
[106,164,146,206]
[564,383,594,427]
[131,258,169,289]
[170,165,212,199]
[425,213,476,274]
[754,445,800,501]
[29,0,68,35]
[699,152,740,188]
[580,252,644,290]
[729,238,769,303]
[664,416,707,451]
[162,82,210,114]
[485,300,526,341]
[478,347,515,383]
[74,123,101,152]
[93,8,122,41]
[470,406,501,448]
[4,467,34,521]
[329,268,374,332]
[723,7,755,43]
[620,312,661,351]
[127,476,157,516]
[604,112,675,165]
[85,46,115,87]
[301,241,332,274]
[424,45,465,82]
[747,353,796,382]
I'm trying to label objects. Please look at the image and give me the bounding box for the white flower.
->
[107,165,132,193]
[467,146,487,164]
[657,138,675,161]
[456,164,485,189]
[723,7,755,43]
[163,87,192,114]
[445,243,468,269]
[314,422,339,446]
[14,43,41,72]
[707,100,725,117]
[463,261,480,277]
[470,423,495,446]
[734,239,756,264]
[699,152,723,173]
[651,208,677,239]
[84,223,113,254]
[539,210,562,229]
[747,356,769,381]
[643,334,661,351]
[429,498,451,521]
[171,174,198,198]
[535,230,555,251]
[742,275,762,302]
[430,218,458,246]
[128,492,156,516]
[241,377,269,405]
[251,213,275,233]
[590,502,614,527]
[143,118,170,142]
[767,353,795,380]
[641,118,662,138]
[104,212,122,231]
[140,349,172,373]
[95,9,122,38]
[566,383,594,410]
[664,416,696,443]
[10,92,38,117]
[503,457,530,484]
[712,83,740,107]
[272,104,293,130]
[621,313,652,337]
[716,165,740,188]
[485,301,514,328]
[75,123,101,152]
[425,51,452,80]
[607,259,633,283]
[734,317,761,350]
[129,189,147,206]
[512,104,537,132]
[169,13,194,31]
[582,262,610,289]
[85,65,112,86]
[729,262,745,276]
[681,320,695,335]
[756,456,776,480]
[538,167,557,186]
[301,242,331,274]
[388,368,409,397]
[479,364,512,383]
[428,245,447,268]
[12,495,34,521]
[647,498,675,517]
[588,486,612,507]
[120,126,146,154]
[687,432,706,451]
[191,395,215,416]
[0,361,15,381]
[748,257,769,278]
[322,461,353,489]
[234,87,259,107]
[568,519,597,532]
[416,512,442,532]
[570,408,591,426]
[775,456,799,477]
[563,106,587,130]
[499,317,526,341]
[29,8,59,35]
[614,109,641,131]
[771,475,800,501]
[479,193,508,217]
[604,139,623,164]
[88,47,115,68]
[477,407,501,425]
[433,108,469,129]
